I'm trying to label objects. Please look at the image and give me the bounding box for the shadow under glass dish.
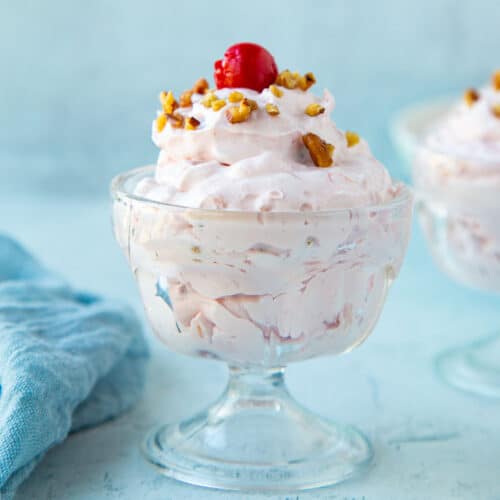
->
[414,146,500,398]
[111,165,413,491]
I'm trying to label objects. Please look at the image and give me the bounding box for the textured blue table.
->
[3,194,499,500]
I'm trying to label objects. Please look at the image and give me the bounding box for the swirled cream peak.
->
[427,71,500,161]
[138,82,397,211]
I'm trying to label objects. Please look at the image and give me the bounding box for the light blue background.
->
[1,0,499,195]
[2,2,500,499]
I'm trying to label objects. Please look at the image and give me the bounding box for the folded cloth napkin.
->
[0,234,148,499]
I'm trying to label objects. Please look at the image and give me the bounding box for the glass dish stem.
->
[437,331,500,398]
[143,365,373,491]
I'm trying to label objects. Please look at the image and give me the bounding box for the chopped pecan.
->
[159,90,178,114]
[302,133,334,168]
[345,130,360,147]
[299,72,316,91]
[156,113,167,132]
[168,112,184,128]
[228,91,244,103]
[201,92,218,108]
[242,97,258,111]
[269,84,283,97]
[179,90,193,107]
[492,70,500,91]
[305,103,325,116]
[211,99,227,111]
[275,69,299,89]
[193,78,209,94]
[226,103,252,124]
[185,116,201,130]
[265,103,280,116]
[463,88,479,107]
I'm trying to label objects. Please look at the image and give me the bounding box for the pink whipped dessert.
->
[414,71,500,290]
[114,43,411,365]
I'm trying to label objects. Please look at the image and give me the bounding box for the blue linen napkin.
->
[0,234,148,499]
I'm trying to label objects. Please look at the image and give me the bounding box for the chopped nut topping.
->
[191,245,201,254]
[492,70,500,91]
[464,88,480,107]
[226,106,250,124]
[185,116,201,130]
[302,133,334,168]
[269,84,283,97]
[211,99,227,111]
[265,103,280,116]
[305,103,325,116]
[168,113,184,129]
[276,69,299,89]
[228,91,244,103]
[299,72,316,91]
[224,97,258,124]
[492,103,500,118]
[345,131,360,147]
[179,90,193,107]
[159,90,178,114]
[193,78,209,94]
[201,92,218,108]
[156,113,167,132]
[276,70,316,91]
[243,98,258,111]
[226,101,253,123]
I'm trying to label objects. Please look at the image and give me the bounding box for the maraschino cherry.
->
[214,42,278,92]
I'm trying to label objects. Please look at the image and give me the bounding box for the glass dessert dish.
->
[414,145,500,398]
[112,41,413,491]
[112,165,412,491]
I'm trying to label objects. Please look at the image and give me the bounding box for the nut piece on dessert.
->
[228,91,244,103]
[269,84,283,98]
[243,97,258,111]
[463,88,480,107]
[193,78,209,95]
[225,98,259,123]
[302,132,335,167]
[179,90,194,107]
[169,113,184,129]
[275,70,299,89]
[345,131,360,148]
[265,103,280,116]
[305,103,325,117]
[156,113,167,132]
[201,92,218,108]
[275,70,316,91]
[185,117,201,130]
[299,72,316,91]
[160,91,179,114]
[491,103,500,119]
[211,99,227,111]
[492,70,500,91]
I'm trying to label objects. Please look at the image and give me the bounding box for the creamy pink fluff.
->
[136,86,397,211]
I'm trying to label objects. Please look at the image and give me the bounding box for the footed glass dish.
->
[414,146,500,398]
[111,165,412,491]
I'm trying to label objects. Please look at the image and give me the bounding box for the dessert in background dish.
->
[112,42,412,491]
[114,43,410,366]
[414,70,500,290]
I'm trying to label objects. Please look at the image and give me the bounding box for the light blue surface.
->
[0,235,148,499]
[1,197,499,499]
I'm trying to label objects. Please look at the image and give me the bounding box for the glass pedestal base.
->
[436,333,500,398]
[142,367,372,491]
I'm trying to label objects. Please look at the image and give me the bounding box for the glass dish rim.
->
[415,136,500,166]
[111,165,413,216]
